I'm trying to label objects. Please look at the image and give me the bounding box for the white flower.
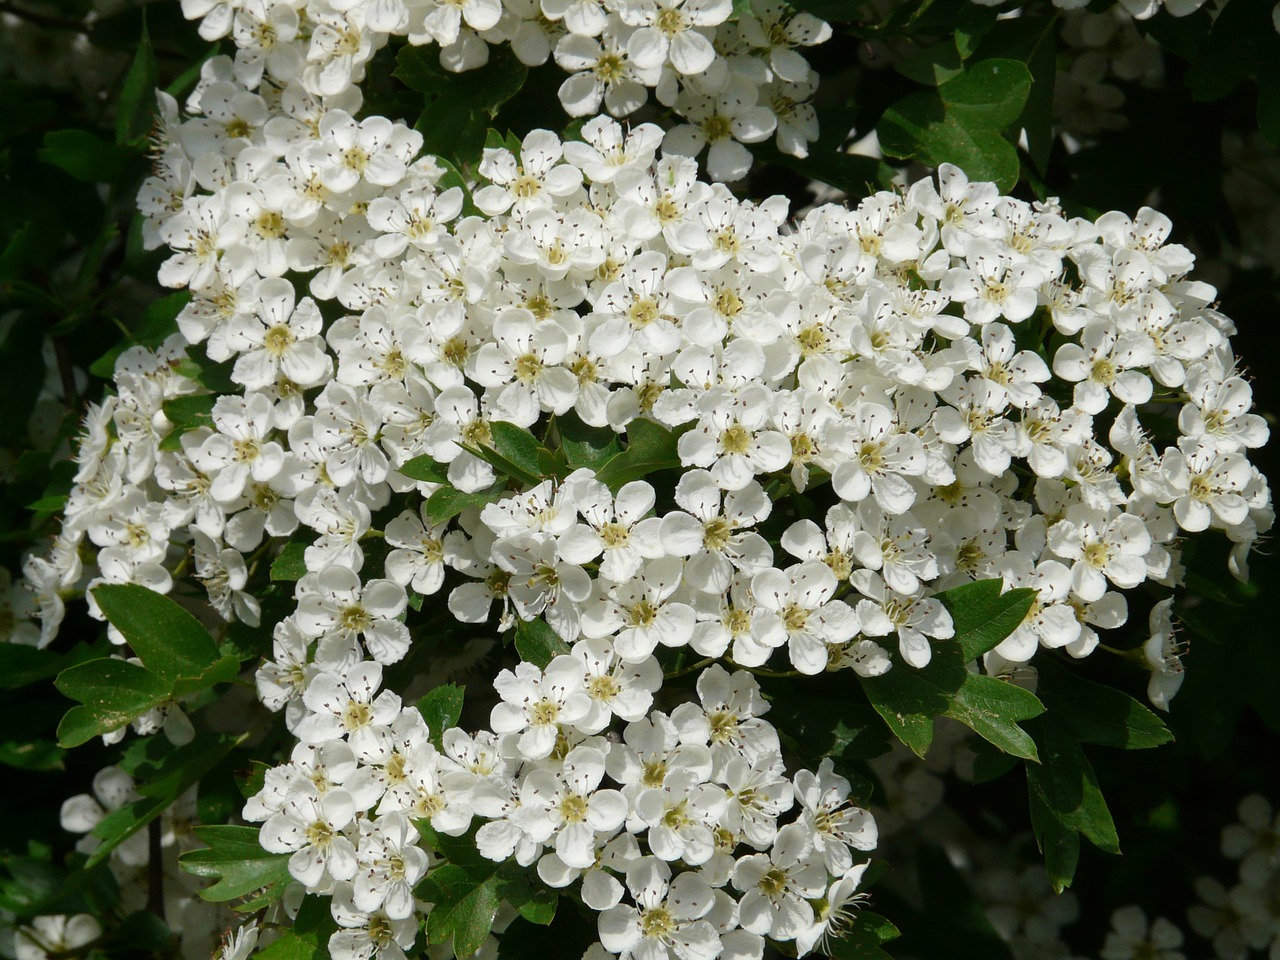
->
[474,130,583,216]
[619,0,732,76]
[598,857,721,960]
[496,532,593,638]
[1178,371,1268,453]
[191,393,285,502]
[1100,905,1185,960]
[260,784,359,888]
[738,0,832,82]
[295,566,410,666]
[555,27,655,118]
[472,310,579,419]
[732,822,826,941]
[672,664,779,766]
[510,744,627,868]
[581,557,695,661]
[793,758,877,875]
[559,475,665,581]
[634,767,727,864]
[353,813,430,918]
[16,916,103,960]
[1221,794,1280,885]
[1165,438,1253,533]
[659,470,773,594]
[851,569,953,669]
[490,658,592,759]
[1047,505,1152,601]
[380,738,473,835]
[828,401,928,515]
[297,662,402,761]
[751,560,859,675]
[795,864,871,957]
[1052,320,1155,414]
[940,238,1045,324]
[572,636,664,729]
[384,506,449,595]
[678,387,791,491]
[329,883,418,960]
[663,77,777,183]
[1142,597,1184,712]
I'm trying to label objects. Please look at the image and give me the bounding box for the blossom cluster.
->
[973,792,1280,960]
[247,659,876,960]
[1183,794,1280,959]
[19,0,1275,953]
[177,0,831,180]
[987,0,1209,19]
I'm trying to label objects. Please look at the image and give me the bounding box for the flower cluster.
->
[1184,794,1280,959]
[177,0,831,180]
[22,0,1275,953]
[247,659,876,959]
[977,0,1208,19]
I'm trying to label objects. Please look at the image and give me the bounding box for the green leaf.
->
[895,39,964,86]
[1186,0,1280,104]
[829,911,900,960]
[558,412,622,472]
[1025,716,1120,891]
[0,739,65,771]
[254,896,335,960]
[417,820,558,956]
[878,58,1033,191]
[116,21,157,145]
[1259,60,1280,147]
[174,343,238,394]
[935,579,1036,662]
[88,734,240,867]
[484,421,546,485]
[110,911,173,953]
[422,863,506,958]
[38,129,133,183]
[425,484,505,525]
[971,15,1057,173]
[169,655,241,698]
[55,659,170,748]
[159,393,216,451]
[91,583,221,683]
[1036,659,1174,750]
[180,825,292,905]
[514,618,569,669]
[536,446,567,480]
[764,690,891,767]
[787,0,872,17]
[516,887,558,926]
[434,156,483,217]
[754,140,896,199]
[418,683,466,750]
[394,46,528,167]
[90,291,191,378]
[860,584,1044,760]
[593,419,684,492]
[969,736,1020,784]
[398,454,452,484]
[948,674,1044,760]
[271,541,309,582]
[0,643,94,690]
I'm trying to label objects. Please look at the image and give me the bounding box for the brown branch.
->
[147,818,166,921]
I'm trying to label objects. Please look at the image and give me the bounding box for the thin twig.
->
[53,337,78,410]
[147,818,166,921]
